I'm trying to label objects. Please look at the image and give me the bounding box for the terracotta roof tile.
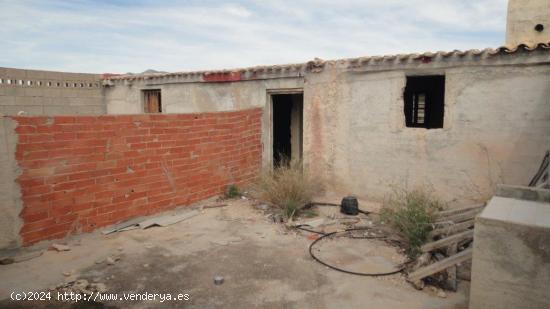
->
[105,42,550,81]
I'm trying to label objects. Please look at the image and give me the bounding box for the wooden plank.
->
[429,219,475,239]
[408,248,473,282]
[435,208,483,224]
[435,204,485,218]
[421,230,474,253]
[446,243,458,291]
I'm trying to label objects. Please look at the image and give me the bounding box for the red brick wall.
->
[13,108,262,245]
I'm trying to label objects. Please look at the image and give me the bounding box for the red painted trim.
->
[203,71,243,82]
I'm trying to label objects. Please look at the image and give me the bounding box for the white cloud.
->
[0,0,508,73]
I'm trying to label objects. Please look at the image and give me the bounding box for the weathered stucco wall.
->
[304,62,550,204]
[0,117,22,249]
[103,50,550,205]
[0,67,105,115]
[105,78,303,114]
[506,0,550,46]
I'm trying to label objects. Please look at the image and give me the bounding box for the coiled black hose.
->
[297,225,407,277]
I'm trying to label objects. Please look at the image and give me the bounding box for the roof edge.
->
[104,41,550,82]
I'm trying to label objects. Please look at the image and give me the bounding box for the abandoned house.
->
[0,0,549,308]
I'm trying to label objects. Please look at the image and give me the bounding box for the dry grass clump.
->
[380,186,445,258]
[224,184,240,199]
[255,159,320,220]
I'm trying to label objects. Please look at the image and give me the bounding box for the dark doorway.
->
[272,93,303,167]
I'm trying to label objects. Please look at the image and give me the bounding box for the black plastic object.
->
[340,196,359,215]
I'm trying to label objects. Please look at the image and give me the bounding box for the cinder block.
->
[4,87,25,97]
[43,88,62,98]
[3,105,44,115]
[25,70,46,79]
[24,88,44,97]
[61,89,79,98]
[43,105,76,115]
[14,96,35,105]
[0,96,16,106]
[90,105,107,114]
[3,68,27,79]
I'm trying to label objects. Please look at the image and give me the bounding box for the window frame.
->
[404,75,445,129]
[142,89,162,113]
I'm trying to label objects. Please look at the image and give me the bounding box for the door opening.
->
[272,93,303,167]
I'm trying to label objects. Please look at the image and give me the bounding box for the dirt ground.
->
[0,195,469,308]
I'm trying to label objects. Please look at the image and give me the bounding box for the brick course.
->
[12,108,262,245]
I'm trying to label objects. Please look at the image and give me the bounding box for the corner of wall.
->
[0,116,23,249]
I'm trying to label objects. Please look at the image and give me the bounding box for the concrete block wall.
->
[0,67,105,115]
[9,108,261,245]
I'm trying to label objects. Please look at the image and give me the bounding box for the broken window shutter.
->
[144,90,161,113]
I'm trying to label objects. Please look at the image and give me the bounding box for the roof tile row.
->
[106,42,550,81]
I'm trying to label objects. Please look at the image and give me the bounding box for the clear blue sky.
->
[0,0,508,74]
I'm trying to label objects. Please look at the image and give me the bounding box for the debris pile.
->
[406,203,485,290]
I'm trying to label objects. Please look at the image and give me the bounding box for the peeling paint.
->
[203,71,243,83]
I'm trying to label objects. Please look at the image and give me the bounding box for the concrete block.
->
[90,105,106,114]
[24,87,44,97]
[496,185,550,203]
[470,195,550,309]
[68,97,93,106]
[43,71,66,81]
[71,105,105,115]
[43,88,62,98]
[0,96,16,106]
[4,87,25,97]
[3,105,44,115]
[43,105,76,115]
[61,89,79,98]
[14,96,34,105]
[31,96,46,105]
[3,68,26,79]
[25,70,46,79]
